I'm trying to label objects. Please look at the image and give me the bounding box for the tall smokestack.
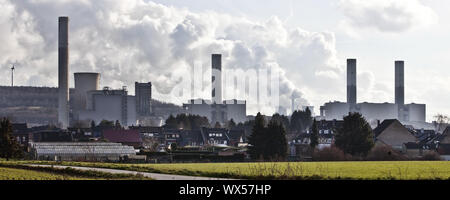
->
[395,60,405,120]
[347,59,357,107]
[58,16,69,129]
[212,54,222,104]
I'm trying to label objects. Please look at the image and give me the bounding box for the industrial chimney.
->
[212,54,222,104]
[395,60,405,120]
[347,59,357,109]
[58,16,69,129]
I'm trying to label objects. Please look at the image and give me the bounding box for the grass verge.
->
[0,162,151,180]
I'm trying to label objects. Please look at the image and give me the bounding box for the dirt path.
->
[27,164,234,180]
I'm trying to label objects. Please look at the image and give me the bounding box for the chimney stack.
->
[212,54,222,104]
[58,16,69,129]
[347,59,357,108]
[395,60,405,120]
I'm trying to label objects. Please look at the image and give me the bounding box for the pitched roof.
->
[103,129,142,143]
[444,126,450,135]
[373,119,398,137]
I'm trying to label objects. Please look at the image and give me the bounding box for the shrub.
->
[312,146,351,161]
[366,145,407,161]
[420,151,442,161]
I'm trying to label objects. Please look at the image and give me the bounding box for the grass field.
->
[0,161,152,180]
[0,167,99,180]
[4,160,450,180]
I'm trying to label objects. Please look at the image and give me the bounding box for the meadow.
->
[0,161,151,180]
[0,167,98,180]
[4,160,450,180]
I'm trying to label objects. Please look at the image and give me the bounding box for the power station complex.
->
[0,16,427,128]
[0,17,168,127]
[0,17,246,128]
[183,54,247,124]
[319,59,426,123]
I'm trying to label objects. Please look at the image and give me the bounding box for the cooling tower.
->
[74,72,100,111]
[58,16,69,129]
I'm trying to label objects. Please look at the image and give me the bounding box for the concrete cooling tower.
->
[74,72,100,111]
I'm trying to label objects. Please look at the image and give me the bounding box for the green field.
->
[0,161,151,180]
[5,160,449,180]
[0,167,98,180]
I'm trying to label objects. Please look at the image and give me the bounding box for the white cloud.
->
[339,0,438,33]
[0,0,344,116]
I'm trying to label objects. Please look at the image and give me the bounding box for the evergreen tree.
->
[265,120,288,160]
[247,113,288,160]
[214,122,222,128]
[303,107,313,129]
[227,119,236,129]
[115,120,122,128]
[99,120,114,127]
[335,112,374,156]
[0,118,23,161]
[90,120,96,129]
[164,114,178,129]
[271,113,290,132]
[310,118,319,149]
[164,114,210,130]
[247,113,266,160]
[290,108,313,133]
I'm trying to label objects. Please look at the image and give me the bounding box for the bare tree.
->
[434,114,449,133]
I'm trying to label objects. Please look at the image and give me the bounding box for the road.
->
[27,164,234,180]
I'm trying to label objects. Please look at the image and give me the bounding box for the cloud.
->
[339,0,438,33]
[0,0,343,116]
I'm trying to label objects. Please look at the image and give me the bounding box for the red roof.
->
[103,129,142,143]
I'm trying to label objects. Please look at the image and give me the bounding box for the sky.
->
[0,0,449,121]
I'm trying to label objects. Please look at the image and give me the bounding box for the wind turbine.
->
[11,65,15,87]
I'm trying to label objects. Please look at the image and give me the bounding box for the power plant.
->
[320,59,426,123]
[0,16,429,129]
[183,54,247,124]
[0,16,186,128]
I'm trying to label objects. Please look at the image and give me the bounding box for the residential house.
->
[103,129,142,148]
[201,128,229,147]
[437,144,450,161]
[12,123,30,148]
[227,129,246,147]
[373,119,418,151]
[439,126,450,144]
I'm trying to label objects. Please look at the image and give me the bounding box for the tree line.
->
[247,112,376,161]
[0,118,23,160]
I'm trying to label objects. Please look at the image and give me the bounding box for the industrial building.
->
[76,86,138,126]
[320,59,426,123]
[183,54,247,124]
